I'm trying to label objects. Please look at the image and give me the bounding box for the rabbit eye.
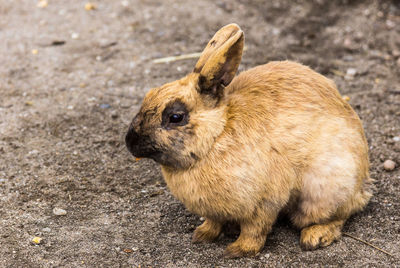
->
[161,100,189,129]
[170,113,184,123]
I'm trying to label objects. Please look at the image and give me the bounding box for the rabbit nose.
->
[125,125,140,154]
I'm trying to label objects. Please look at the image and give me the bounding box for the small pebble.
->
[53,207,67,216]
[32,236,42,244]
[346,68,357,76]
[111,111,119,119]
[342,95,350,101]
[37,0,48,8]
[31,49,38,55]
[343,38,352,48]
[386,20,395,29]
[100,103,111,109]
[85,2,96,10]
[71,32,79,40]
[272,28,280,36]
[42,227,51,232]
[28,150,39,155]
[342,55,354,62]
[393,136,400,142]
[383,160,396,171]
[345,68,357,80]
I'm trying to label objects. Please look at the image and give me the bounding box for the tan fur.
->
[126,24,372,258]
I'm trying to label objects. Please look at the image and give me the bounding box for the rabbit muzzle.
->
[125,125,162,161]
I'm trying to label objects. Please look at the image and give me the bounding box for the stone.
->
[383,160,396,171]
[53,207,67,216]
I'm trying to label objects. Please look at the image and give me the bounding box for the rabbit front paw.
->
[223,239,263,258]
[192,219,223,243]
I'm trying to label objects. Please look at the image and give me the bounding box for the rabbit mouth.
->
[126,143,172,167]
[127,144,161,160]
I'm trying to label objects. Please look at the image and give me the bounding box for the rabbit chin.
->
[155,151,197,170]
[131,148,195,170]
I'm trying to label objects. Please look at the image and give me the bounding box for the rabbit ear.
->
[194,24,244,98]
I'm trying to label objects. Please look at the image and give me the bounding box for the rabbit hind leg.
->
[300,219,345,250]
[291,150,360,249]
[294,187,371,250]
[299,180,373,250]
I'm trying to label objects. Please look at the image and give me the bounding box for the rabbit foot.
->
[300,220,344,250]
[223,239,262,258]
[192,219,222,243]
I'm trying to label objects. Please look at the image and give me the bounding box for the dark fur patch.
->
[185,124,196,136]
[168,135,184,149]
[193,66,202,73]
[161,100,189,129]
[190,152,199,160]
[126,126,161,159]
[198,75,224,104]
[142,106,158,118]
[139,105,159,129]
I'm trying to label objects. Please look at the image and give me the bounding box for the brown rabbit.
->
[125,24,372,258]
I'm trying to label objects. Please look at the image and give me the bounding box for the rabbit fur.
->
[125,23,372,258]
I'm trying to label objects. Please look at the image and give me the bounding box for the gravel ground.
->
[0,0,399,267]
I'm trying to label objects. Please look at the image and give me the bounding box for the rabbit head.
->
[125,24,244,169]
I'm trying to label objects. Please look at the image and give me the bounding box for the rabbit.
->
[125,23,372,258]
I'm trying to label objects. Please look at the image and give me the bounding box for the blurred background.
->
[0,0,399,267]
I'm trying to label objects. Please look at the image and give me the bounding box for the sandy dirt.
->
[0,0,399,267]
